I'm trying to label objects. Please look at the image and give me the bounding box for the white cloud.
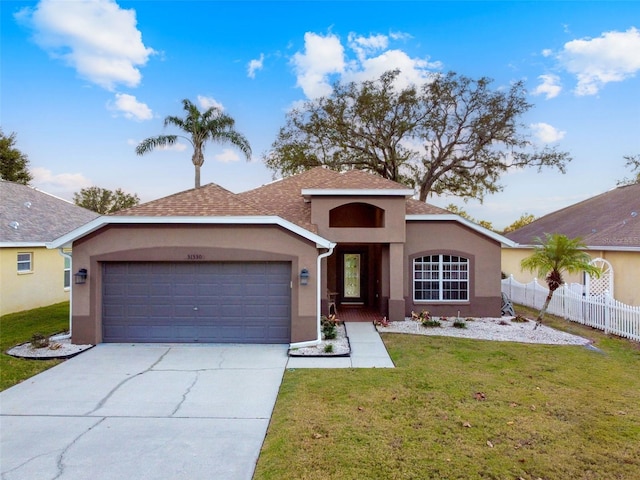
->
[344,49,439,89]
[389,31,413,41]
[530,122,566,143]
[292,32,346,98]
[533,74,562,99]
[348,33,388,62]
[16,0,154,91]
[31,166,92,199]
[541,49,553,57]
[558,27,640,95]
[108,93,152,120]
[214,149,240,163]
[197,95,225,111]
[247,53,264,79]
[291,30,441,99]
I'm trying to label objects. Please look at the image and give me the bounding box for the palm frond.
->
[135,135,179,155]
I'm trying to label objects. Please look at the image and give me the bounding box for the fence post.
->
[563,283,568,319]
[509,274,514,298]
[604,290,611,334]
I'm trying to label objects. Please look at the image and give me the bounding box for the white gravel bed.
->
[289,324,350,356]
[6,334,94,359]
[376,317,591,346]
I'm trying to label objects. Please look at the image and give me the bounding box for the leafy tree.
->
[136,99,252,188]
[502,213,536,233]
[445,204,494,231]
[520,233,601,328]
[73,187,140,214]
[0,129,32,185]
[265,70,571,202]
[617,154,640,186]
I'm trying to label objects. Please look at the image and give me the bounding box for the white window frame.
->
[64,256,71,289]
[17,252,33,273]
[413,254,469,302]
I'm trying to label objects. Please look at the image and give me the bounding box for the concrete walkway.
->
[286,321,395,369]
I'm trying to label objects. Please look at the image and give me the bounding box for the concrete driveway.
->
[0,343,288,480]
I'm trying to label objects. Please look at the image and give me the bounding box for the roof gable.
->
[0,181,98,244]
[114,183,265,217]
[505,183,640,248]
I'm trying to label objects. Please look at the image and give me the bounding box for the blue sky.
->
[2,0,639,229]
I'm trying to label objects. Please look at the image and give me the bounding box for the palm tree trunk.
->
[534,291,554,329]
[194,164,201,188]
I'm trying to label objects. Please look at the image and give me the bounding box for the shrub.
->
[30,333,49,349]
[321,315,337,339]
[453,319,467,329]
[411,310,441,328]
[323,344,334,353]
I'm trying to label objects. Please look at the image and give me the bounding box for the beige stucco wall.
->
[311,195,407,243]
[502,247,640,306]
[70,224,321,344]
[0,247,70,315]
[404,221,503,317]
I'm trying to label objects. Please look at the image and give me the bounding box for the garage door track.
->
[0,344,288,480]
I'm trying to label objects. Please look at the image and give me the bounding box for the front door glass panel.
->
[344,254,361,298]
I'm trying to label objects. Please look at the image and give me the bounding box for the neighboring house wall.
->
[405,221,503,317]
[501,248,640,306]
[0,247,70,315]
[70,224,320,344]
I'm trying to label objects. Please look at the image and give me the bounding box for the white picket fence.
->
[501,275,640,342]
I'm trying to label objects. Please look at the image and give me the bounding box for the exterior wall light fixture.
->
[300,268,310,286]
[74,268,88,284]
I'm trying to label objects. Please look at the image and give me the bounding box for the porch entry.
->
[332,245,382,311]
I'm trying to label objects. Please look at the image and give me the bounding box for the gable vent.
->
[9,221,19,230]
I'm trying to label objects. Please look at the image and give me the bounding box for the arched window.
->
[329,203,384,228]
[413,254,469,301]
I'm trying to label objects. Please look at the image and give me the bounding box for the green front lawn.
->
[0,302,70,391]
[255,309,640,480]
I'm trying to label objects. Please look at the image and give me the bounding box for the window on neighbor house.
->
[64,256,71,288]
[17,252,33,273]
[413,254,469,301]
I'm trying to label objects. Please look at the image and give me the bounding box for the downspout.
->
[55,248,72,340]
[289,243,335,349]
[314,245,336,345]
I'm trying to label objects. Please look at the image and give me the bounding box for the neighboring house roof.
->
[505,183,640,249]
[0,180,98,246]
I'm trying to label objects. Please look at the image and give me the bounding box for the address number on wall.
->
[187,254,204,260]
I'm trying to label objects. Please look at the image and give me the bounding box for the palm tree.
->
[521,233,601,328]
[136,99,252,188]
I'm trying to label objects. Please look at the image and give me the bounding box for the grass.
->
[255,307,640,480]
[0,302,70,391]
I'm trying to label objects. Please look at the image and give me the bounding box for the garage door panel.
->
[102,262,291,343]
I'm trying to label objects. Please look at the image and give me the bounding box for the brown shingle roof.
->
[505,183,640,248]
[114,183,265,217]
[405,198,451,215]
[310,168,411,190]
[115,167,449,230]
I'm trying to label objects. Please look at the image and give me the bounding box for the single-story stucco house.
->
[49,168,515,347]
[0,180,98,315]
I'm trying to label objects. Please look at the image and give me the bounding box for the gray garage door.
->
[102,262,291,343]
